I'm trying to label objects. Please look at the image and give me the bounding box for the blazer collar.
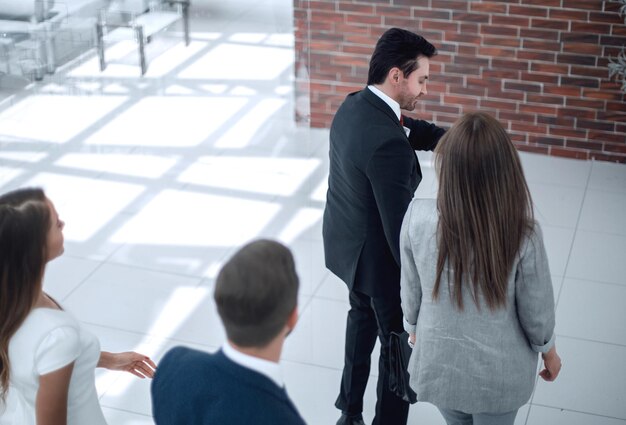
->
[362,87,403,127]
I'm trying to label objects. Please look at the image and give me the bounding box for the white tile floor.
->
[1,1,625,424]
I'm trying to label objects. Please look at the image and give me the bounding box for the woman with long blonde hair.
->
[0,188,156,424]
[400,112,561,425]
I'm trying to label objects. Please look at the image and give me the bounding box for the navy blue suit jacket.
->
[151,347,306,425]
[323,87,445,297]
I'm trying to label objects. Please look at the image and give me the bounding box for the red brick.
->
[521,71,559,84]
[461,23,480,34]
[381,16,416,28]
[489,89,525,101]
[567,140,604,151]
[601,35,626,47]
[550,127,587,138]
[342,44,374,55]
[444,94,479,106]
[549,9,588,21]
[562,0,604,11]
[482,25,519,37]
[345,13,381,25]
[529,136,565,147]
[589,131,626,144]
[521,28,560,40]
[570,22,612,34]
[550,147,590,160]
[583,89,623,100]
[511,122,548,133]
[438,75,464,85]
[578,119,615,131]
[569,65,608,79]
[309,1,336,11]
[455,55,490,67]
[492,15,530,27]
[597,111,626,122]
[603,143,626,154]
[493,58,529,70]
[557,54,596,66]
[413,9,452,20]
[470,2,507,13]
[522,0,560,6]
[606,101,626,112]
[457,12,492,23]
[531,18,569,30]
[560,33,601,44]
[504,81,542,92]
[333,23,371,35]
[589,11,622,24]
[445,64,482,75]
[523,39,561,52]
[483,69,521,79]
[479,47,515,57]
[520,104,558,115]
[566,98,605,109]
[338,3,373,13]
[560,108,596,119]
[431,0,469,11]
[543,85,581,96]
[509,5,549,17]
[459,45,478,55]
[538,115,576,126]
[375,5,410,17]
[445,33,483,44]
[613,25,626,36]
[481,99,518,110]
[526,94,565,105]
[560,76,600,88]
[511,134,529,144]
[517,51,556,62]
[532,63,568,74]
[499,111,537,122]
[422,20,459,32]
[482,36,522,48]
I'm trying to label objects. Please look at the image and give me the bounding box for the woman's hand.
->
[539,346,561,382]
[98,351,157,378]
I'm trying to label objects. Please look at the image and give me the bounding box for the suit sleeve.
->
[365,137,416,266]
[403,116,446,151]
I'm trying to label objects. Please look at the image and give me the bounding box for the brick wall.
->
[294,0,626,163]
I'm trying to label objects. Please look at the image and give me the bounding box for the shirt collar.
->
[368,85,401,121]
[222,342,284,388]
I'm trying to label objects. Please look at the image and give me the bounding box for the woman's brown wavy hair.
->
[0,188,51,403]
[433,112,534,310]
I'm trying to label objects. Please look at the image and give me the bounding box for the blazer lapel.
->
[361,87,404,131]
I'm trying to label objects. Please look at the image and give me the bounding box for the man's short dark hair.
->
[214,239,299,348]
[367,27,437,85]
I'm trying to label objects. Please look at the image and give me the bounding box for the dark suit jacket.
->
[322,87,445,297]
[151,347,306,425]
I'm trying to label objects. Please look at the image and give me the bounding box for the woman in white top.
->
[0,187,156,425]
[400,112,562,425]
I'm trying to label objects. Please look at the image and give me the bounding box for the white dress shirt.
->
[222,342,284,388]
[368,85,410,137]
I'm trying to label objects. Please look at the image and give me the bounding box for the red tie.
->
[399,115,404,126]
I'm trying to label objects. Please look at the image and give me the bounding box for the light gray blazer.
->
[400,199,555,414]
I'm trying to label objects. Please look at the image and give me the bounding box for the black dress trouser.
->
[335,288,410,425]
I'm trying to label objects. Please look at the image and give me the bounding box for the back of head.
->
[214,239,299,348]
[367,27,437,85]
[0,187,51,402]
[433,112,534,310]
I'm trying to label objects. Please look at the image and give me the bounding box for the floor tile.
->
[541,225,576,277]
[578,190,626,236]
[532,337,626,419]
[566,231,626,286]
[588,160,626,194]
[556,278,626,346]
[527,404,626,425]
[520,152,591,188]
[529,182,584,229]
[101,408,154,425]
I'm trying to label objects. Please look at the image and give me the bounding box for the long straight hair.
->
[0,188,50,403]
[433,112,534,310]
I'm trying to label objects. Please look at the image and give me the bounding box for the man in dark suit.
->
[151,240,306,425]
[323,28,446,425]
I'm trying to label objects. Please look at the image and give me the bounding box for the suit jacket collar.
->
[361,87,404,129]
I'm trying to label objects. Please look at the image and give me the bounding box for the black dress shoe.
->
[336,413,366,425]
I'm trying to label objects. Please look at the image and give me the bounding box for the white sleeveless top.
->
[4,308,106,425]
